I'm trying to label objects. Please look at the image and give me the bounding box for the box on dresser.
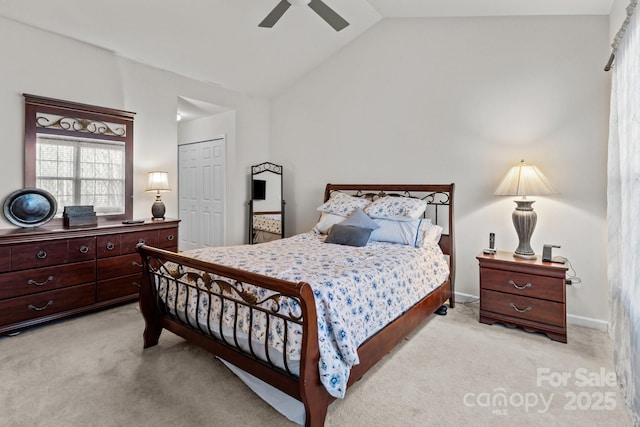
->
[477,251,569,343]
[0,218,179,335]
[63,205,98,228]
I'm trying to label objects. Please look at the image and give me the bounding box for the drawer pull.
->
[509,303,532,313]
[79,245,89,254]
[138,239,146,245]
[28,300,54,311]
[508,280,532,290]
[132,261,143,268]
[27,276,54,287]
[106,242,115,250]
[167,234,175,241]
[36,250,47,259]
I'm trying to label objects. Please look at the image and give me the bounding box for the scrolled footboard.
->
[136,244,330,426]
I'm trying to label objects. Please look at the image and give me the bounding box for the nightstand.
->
[477,251,569,343]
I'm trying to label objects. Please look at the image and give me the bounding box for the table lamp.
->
[145,171,171,220]
[494,160,556,260]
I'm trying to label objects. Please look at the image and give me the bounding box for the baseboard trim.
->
[567,314,608,331]
[455,292,609,331]
[454,291,479,304]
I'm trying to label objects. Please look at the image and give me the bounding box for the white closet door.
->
[178,138,225,251]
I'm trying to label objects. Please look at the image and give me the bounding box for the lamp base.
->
[512,199,537,260]
[151,194,166,220]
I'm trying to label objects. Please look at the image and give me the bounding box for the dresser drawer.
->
[158,228,178,249]
[480,289,565,327]
[67,237,96,263]
[11,241,69,270]
[97,253,142,280]
[121,231,159,254]
[97,274,140,302]
[0,247,10,273]
[0,261,96,299]
[97,234,122,258]
[0,283,95,326]
[480,268,563,302]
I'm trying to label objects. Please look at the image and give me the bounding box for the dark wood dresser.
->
[0,219,179,335]
[477,251,569,343]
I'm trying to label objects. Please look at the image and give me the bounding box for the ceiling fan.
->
[259,0,349,32]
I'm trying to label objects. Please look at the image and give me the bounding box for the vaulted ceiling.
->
[0,0,614,98]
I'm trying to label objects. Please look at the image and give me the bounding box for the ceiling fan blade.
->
[308,0,349,31]
[259,0,292,28]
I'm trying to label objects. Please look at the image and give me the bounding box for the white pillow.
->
[417,221,444,247]
[364,197,427,219]
[317,192,371,217]
[312,212,346,234]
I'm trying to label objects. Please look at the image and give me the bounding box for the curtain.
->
[608,2,640,425]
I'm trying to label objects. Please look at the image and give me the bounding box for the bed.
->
[137,183,455,426]
[252,212,282,243]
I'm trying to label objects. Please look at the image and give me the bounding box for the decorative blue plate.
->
[3,188,58,227]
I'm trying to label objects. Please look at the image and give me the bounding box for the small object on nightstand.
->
[122,219,145,224]
[477,251,569,343]
[542,244,564,263]
[483,232,496,254]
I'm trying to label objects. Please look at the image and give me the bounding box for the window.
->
[36,135,126,215]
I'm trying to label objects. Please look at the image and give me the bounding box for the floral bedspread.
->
[171,232,449,399]
[252,214,281,234]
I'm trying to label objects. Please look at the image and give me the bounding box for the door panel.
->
[178,138,226,251]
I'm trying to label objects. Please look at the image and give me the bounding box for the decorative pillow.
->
[364,196,427,219]
[369,218,424,246]
[312,212,346,234]
[317,192,371,217]
[325,224,372,247]
[340,208,380,230]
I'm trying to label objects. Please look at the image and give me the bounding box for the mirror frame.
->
[249,162,285,244]
[23,94,135,223]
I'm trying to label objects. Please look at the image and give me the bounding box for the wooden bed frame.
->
[137,183,455,426]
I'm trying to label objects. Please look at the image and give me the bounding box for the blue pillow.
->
[339,208,380,230]
[369,218,423,247]
[325,224,372,247]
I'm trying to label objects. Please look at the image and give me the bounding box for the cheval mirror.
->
[248,162,284,244]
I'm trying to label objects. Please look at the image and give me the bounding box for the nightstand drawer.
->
[481,289,565,327]
[480,268,564,302]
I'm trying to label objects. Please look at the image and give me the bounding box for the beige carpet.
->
[0,302,633,427]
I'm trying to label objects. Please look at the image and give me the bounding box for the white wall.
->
[0,17,269,245]
[270,16,611,324]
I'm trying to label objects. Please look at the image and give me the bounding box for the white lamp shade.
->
[145,171,171,192]
[494,160,556,197]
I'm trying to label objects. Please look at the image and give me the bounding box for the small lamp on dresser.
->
[145,171,171,220]
[494,160,556,260]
